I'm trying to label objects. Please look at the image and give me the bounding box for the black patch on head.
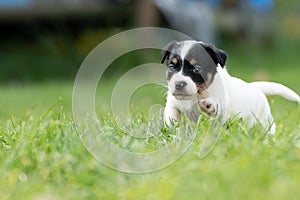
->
[166,55,182,81]
[161,41,184,81]
[182,59,206,84]
[161,41,178,64]
[182,43,217,85]
[199,43,227,67]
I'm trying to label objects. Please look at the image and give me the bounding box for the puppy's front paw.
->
[199,99,217,116]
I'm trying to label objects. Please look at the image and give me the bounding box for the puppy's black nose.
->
[175,81,187,90]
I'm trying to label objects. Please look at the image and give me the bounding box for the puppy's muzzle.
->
[175,81,187,91]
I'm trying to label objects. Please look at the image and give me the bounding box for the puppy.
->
[161,40,300,134]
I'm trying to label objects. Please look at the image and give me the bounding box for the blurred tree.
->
[135,0,159,27]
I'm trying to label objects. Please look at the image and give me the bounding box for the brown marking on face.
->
[171,57,178,65]
[189,58,197,66]
[197,72,214,94]
[197,82,208,92]
[206,72,213,84]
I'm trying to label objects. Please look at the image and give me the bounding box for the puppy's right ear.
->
[161,41,177,64]
[200,43,227,68]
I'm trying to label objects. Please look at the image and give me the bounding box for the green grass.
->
[0,73,300,200]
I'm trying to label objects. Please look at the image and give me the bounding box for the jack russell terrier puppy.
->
[161,40,300,134]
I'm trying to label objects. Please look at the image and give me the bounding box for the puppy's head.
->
[161,40,227,100]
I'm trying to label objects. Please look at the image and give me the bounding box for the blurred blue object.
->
[0,0,30,8]
[154,0,217,43]
[183,0,221,6]
[246,0,274,12]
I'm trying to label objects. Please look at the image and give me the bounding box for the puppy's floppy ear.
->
[161,41,177,64]
[200,43,227,67]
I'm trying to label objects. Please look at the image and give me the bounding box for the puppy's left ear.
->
[201,43,227,67]
[161,41,177,64]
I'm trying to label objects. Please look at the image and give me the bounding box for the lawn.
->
[1,70,300,200]
[1,32,300,199]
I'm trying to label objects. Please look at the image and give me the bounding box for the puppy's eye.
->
[168,64,175,71]
[168,64,174,68]
[192,67,201,74]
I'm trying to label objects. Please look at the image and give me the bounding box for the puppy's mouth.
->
[173,92,195,100]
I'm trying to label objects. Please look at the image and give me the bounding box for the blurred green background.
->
[0,0,299,116]
[0,0,299,82]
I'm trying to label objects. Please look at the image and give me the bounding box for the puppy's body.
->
[162,40,300,134]
[211,66,276,133]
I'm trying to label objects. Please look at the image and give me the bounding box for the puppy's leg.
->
[269,123,276,135]
[164,105,180,126]
[199,97,218,117]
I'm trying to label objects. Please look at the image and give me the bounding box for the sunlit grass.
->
[0,80,299,199]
